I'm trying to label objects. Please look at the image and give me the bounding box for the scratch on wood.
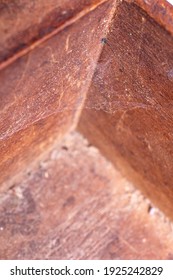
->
[47,46,65,109]
[47,46,58,64]
[59,78,64,110]
[116,103,149,131]
[116,110,126,131]
[65,35,71,52]
[119,235,140,256]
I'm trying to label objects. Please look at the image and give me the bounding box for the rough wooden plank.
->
[0,132,173,259]
[0,0,116,193]
[134,0,173,35]
[0,0,108,66]
[1,0,173,260]
[78,0,173,219]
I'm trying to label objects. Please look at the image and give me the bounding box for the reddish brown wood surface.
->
[0,0,108,67]
[0,0,115,193]
[1,0,173,260]
[134,0,173,35]
[78,0,173,219]
[0,132,173,260]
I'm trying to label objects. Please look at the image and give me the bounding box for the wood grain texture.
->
[0,0,173,260]
[0,0,108,66]
[78,0,173,219]
[134,0,173,35]
[0,132,173,260]
[0,0,115,193]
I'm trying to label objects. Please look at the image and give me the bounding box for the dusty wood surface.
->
[78,0,173,219]
[1,0,173,210]
[0,0,173,260]
[0,0,116,193]
[0,132,173,260]
[0,0,108,67]
[1,0,173,69]
[134,0,173,35]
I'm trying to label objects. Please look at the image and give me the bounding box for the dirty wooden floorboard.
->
[0,132,173,259]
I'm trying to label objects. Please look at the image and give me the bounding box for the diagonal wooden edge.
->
[77,0,173,220]
[1,0,172,72]
[131,0,173,35]
[0,0,109,72]
[0,0,118,192]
